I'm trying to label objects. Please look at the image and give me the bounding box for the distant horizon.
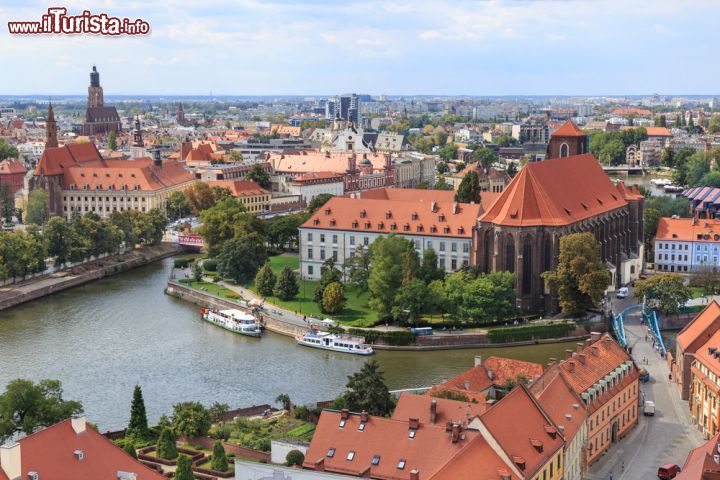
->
[0,1,718,95]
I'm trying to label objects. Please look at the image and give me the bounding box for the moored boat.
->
[664,184,683,193]
[201,307,262,337]
[296,330,373,355]
[651,178,672,186]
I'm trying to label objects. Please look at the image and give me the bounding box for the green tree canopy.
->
[314,258,343,306]
[307,194,334,214]
[418,248,444,283]
[246,164,271,189]
[167,191,191,221]
[322,281,346,314]
[471,147,497,170]
[210,440,229,472]
[342,244,372,292]
[171,402,211,439]
[199,197,248,256]
[273,266,299,301]
[0,379,83,442]
[285,449,305,467]
[126,385,149,440]
[174,454,194,480]
[455,170,481,203]
[26,189,49,226]
[156,427,178,460]
[392,278,429,322]
[634,273,691,314]
[255,262,277,297]
[343,360,394,416]
[542,233,611,314]
[368,235,417,319]
[217,233,268,284]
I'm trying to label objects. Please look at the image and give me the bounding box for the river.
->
[0,258,579,431]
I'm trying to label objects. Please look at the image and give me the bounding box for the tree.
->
[192,260,203,282]
[156,427,178,460]
[108,130,117,151]
[255,262,277,297]
[307,194,334,214]
[343,360,394,416]
[44,216,72,265]
[392,279,429,322]
[171,402,212,438]
[286,449,305,467]
[506,162,518,178]
[210,440,229,472]
[275,393,292,411]
[690,266,720,297]
[185,182,217,214]
[229,150,243,162]
[167,191,191,221]
[0,138,18,160]
[322,282,346,314]
[342,244,371,292]
[217,233,268,284]
[368,235,416,319]
[455,170,481,203]
[542,233,611,315]
[274,266,299,300]
[246,164,271,189]
[0,181,13,224]
[436,161,449,174]
[314,258,343,306]
[598,139,626,166]
[174,454,194,480]
[199,197,248,256]
[634,273,691,314]
[26,189,49,225]
[268,214,303,249]
[471,148,497,170]
[126,385,150,440]
[0,379,83,442]
[123,442,138,459]
[208,402,229,423]
[418,249,444,283]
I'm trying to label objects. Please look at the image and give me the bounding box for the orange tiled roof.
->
[61,158,195,192]
[551,120,586,137]
[611,107,652,117]
[479,153,631,227]
[428,434,521,480]
[208,179,269,197]
[694,330,720,378]
[655,217,720,244]
[291,171,344,184]
[268,151,388,175]
[645,127,672,137]
[484,356,543,385]
[677,301,720,352]
[34,142,104,176]
[479,385,564,478]
[301,194,481,239]
[0,158,27,175]
[677,431,720,479]
[559,334,634,394]
[426,365,493,402]
[392,393,487,425]
[531,367,587,444]
[0,418,166,480]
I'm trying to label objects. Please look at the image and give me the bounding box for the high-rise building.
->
[325,93,360,125]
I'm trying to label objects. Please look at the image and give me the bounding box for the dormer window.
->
[411,213,418,220]
[372,455,381,465]
[360,210,367,218]
[330,220,336,226]
[430,226,437,233]
[438,214,445,222]
[325,208,331,215]
[390,223,397,231]
[443,226,450,234]
[408,429,417,439]
[386,211,392,219]
[365,222,371,229]
[327,448,335,458]
[358,422,366,431]
[403,224,410,232]
[457,227,464,234]
[339,419,346,428]
[397,460,406,470]
[416,225,423,232]
[313,219,319,225]
[346,451,355,461]
[352,221,359,228]
[378,222,384,229]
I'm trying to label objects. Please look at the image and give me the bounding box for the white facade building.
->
[653,217,720,273]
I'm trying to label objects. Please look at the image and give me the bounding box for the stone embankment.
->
[0,244,178,311]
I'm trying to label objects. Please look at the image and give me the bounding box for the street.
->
[586,295,704,479]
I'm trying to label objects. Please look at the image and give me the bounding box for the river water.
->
[0,258,579,431]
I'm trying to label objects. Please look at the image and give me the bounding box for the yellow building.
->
[690,329,720,438]
[208,180,270,214]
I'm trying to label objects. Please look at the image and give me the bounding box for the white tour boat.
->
[200,307,262,337]
[296,330,373,355]
[651,178,672,186]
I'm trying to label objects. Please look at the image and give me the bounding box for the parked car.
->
[657,463,681,479]
[644,400,656,416]
[616,287,629,299]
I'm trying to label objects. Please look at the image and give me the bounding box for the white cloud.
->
[419,30,443,40]
[355,38,383,46]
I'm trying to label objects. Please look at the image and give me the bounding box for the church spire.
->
[45,102,58,148]
[130,116,146,159]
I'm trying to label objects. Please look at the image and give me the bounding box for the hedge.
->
[348,328,416,346]
[174,258,192,268]
[203,259,218,272]
[487,322,575,344]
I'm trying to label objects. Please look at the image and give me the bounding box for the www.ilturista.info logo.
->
[8,7,150,35]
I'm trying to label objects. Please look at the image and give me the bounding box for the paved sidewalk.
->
[586,311,703,480]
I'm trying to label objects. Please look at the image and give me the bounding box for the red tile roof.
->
[677,431,720,479]
[0,158,27,175]
[484,356,544,385]
[61,158,195,192]
[426,364,493,403]
[34,142,104,176]
[301,193,481,240]
[551,120,586,137]
[428,434,521,480]
[291,171,344,184]
[655,217,720,244]
[479,154,631,227]
[392,393,487,426]
[611,107,652,117]
[559,334,634,394]
[479,385,564,478]
[0,417,165,480]
[645,126,672,137]
[677,301,720,352]
[208,179,269,197]
[268,151,388,175]
[693,329,720,378]
[530,367,587,444]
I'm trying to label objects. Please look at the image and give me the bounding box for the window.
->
[350,236,355,245]
[451,259,457,270]
[332,235,338,244]
[463,243,469,253]
[414,240,420,249]
[440,242,446,252]
[320,234,326,243]
[364,237,369,246]
[339,419,346,428]
[333,251,338,261]
[308,249,313,259]
[308,266,314,275]
[327,448,335,458]
[451,243,457,252]
[372,455,381,465]
[440,258,446,269]
[346,451,355,461]
[408,429,417,439]
[397,460,406,470]
[320,250,326,260]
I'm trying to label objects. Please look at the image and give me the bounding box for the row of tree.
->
[587,127,648,166]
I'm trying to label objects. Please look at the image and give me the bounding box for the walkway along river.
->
[0,257,579,430]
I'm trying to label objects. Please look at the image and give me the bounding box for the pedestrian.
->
[669,373,672,381]
[609,472,613,480]
[622,462,625,472]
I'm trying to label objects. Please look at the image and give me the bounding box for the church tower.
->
[130,116,145,159]
[176,102,185,125]
[546,120,587,160]
[45,102,58,148]
[88,65,104,108]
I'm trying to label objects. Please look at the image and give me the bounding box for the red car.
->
[658,463,681,479]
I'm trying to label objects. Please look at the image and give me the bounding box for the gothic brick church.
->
[82,66,121,136]
[472,120,644,314]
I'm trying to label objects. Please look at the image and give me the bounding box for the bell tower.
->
[87,65,104,108]
[45,102,58,148]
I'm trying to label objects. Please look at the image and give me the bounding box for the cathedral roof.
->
[85,106,120,123]
[35,142,104,176]
[479,153,631,227]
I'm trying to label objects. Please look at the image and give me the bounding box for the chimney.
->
[452,202,458,214]
[547,357,557,367]
[340,409,350,420]
[360,411,369,423]
[409,418,420,430]
[410,470,419,480]
[578,354,586,365]
[576,342,584,354]
[590,331,602,342]
[451,423,461,443]
[430,400,437,424]
[591,346,599,357]
[464,380,470,390]
[565,349,574,360]
[71,414,87,434]
[315,458,325,472]
[567,361,575,372]
[474,355,482,367]
[0,442,21,480]
[445,420,453,432]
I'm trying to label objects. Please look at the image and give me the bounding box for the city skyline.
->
[0,0,718,96]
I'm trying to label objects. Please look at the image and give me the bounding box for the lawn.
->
[245,254,378,327]
[181,280,242,302]
[690,287,705,299]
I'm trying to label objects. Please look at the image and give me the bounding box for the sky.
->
[0,0,717,96]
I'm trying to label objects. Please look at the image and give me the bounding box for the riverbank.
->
[0,243,178,312]
[166,278,592,350]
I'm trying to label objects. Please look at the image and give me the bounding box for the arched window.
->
[543,236,552,273]
[522,239,533,294]
[560,143,570,157]
[484,230,493,273]
[505,236,515,273]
